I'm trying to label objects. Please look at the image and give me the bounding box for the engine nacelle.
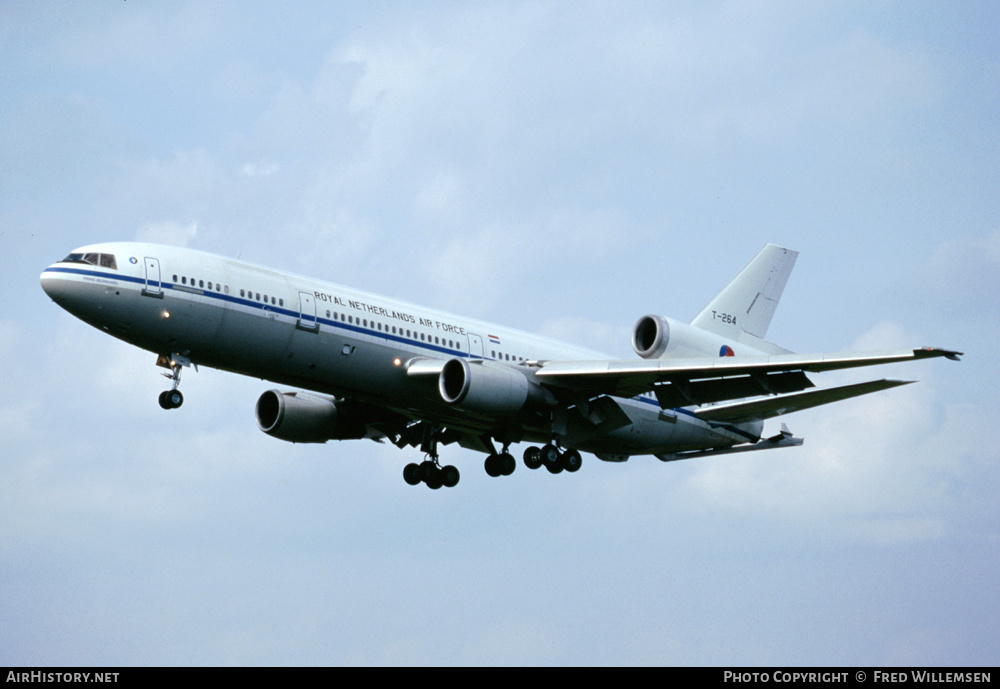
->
[255,390,366,443]
[439,358,553,415]
[632,314,748,359]
[632,314,671,358]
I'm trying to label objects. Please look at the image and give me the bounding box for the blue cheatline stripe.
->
[43,265,472,359]
[44,266,757,442]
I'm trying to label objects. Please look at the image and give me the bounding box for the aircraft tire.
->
[562,449,582,473]
[425,467,444,490]
[403,463,422,486]
[499,452,516,476]
[167,390,183,409]
[523,446,542,470]
[158,391,171,409]
[541,444,561,471]
[441,465,460,488]
[419,460,437,482]
[485,454,501,477]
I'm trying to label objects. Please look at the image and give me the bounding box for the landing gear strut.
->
[156,353,191,410]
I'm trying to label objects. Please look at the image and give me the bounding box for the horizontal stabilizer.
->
[693,379,913,423]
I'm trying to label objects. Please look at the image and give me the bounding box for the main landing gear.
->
[156,353,190,410]
[484,450,516,478]
[403,424,460,489]
[523,444,582,474]
[403,460,460,490]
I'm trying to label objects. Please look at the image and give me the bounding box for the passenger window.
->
[199,280,204,288]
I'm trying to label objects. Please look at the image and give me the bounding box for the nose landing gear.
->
[156,353,192,410]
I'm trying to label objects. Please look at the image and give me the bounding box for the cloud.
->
[135,220,199,247]
[912,228,1000,323]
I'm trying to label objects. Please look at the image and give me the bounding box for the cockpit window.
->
[62,252,117,270]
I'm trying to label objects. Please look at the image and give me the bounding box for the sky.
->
[2,0,997,666]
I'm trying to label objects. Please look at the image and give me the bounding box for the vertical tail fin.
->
[691,244,798,341]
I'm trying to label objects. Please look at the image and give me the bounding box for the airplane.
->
[40,242,961,489]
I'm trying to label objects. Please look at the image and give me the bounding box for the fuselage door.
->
[142,257,163,298]
[467,333,484,359]
[297,291,319,332]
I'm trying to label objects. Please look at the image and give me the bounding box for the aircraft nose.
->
[40,266,75,305]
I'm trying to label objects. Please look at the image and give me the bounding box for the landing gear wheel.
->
[499,452,516,476]
[485,454,502,477]
[425,466,444,490]
[541,444,562,473]
[403,463,422,486]
[524,446,542,470]
[562,449,582,473]
[441,465,460,488]
[158,389,183,409]
[419,460,437,483]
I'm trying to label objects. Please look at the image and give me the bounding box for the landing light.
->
[394,358,402,366]
[161,310,170,319]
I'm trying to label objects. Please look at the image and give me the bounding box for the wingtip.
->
[916,347,963,362]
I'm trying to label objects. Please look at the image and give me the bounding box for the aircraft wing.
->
[534,347,961,408]
[692,379,913,423]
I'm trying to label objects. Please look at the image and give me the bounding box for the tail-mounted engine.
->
[632,314,671,358]
[255,390,367,443]
[632,314,744,359]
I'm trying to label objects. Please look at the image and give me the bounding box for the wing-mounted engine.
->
[632,314,744,359]
[255,390,385,443]
[438,358,556,415]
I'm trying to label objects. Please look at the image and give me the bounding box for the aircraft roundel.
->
[720,345,735,357]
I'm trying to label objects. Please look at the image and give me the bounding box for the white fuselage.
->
[40,242,762,459]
